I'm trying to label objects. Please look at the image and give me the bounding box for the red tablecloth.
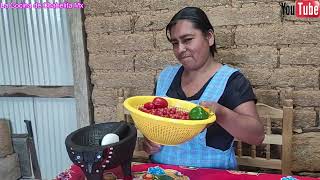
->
[57,163,319,180]
[132,163,319,180]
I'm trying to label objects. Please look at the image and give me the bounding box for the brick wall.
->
[84,0,320,174]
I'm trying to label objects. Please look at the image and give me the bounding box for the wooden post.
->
[0,119,13,157]
[251,145,256,158]
[282,99,293,175]
[67,4,92,127]
[237,141,242,157]
[117,96,125,122]
[266,117,271,160]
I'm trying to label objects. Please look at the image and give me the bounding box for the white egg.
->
[101,133,119,146]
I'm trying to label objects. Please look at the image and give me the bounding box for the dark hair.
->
[166,7,217,57]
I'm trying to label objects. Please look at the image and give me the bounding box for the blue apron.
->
[151,64,238,169]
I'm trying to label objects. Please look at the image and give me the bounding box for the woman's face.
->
[169,20,214,71]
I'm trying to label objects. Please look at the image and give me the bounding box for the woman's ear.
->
[206,30,215,46]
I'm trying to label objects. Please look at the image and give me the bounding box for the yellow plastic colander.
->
[123,96,216,145]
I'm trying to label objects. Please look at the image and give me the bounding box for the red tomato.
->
[183,115,189,120]
[169,107,176,114]
[139,102,190,120]
[152,97,168,108]
[138,107,151,113]
[143,102,155,110]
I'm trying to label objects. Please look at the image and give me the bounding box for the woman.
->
[143,7,264,169]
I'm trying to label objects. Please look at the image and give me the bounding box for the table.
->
[132,163,319,180]
[56,163,319,180]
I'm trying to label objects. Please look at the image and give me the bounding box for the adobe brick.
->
[280,47,320,66]
[294,110,317,128]
[254,89,279,106]
[292,132,320,171]
[85,15,131,34]
[216,46,277,68]
[134,51,177,72]
[269,68,318,88]
[87,33,154,53]
[294,91,320,107]
[89,54,134,72]
[91,72,155,89]
[207,3,280,27]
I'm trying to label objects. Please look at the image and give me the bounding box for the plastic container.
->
[123,96,216,145]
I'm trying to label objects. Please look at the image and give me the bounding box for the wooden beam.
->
[235,134,282,145]
[67,4,92,128]
[282,99,293,175]
[237,156,281,170]
[263,134,282,145]
[0,86,74,98]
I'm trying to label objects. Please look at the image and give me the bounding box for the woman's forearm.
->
[207,101,265,145]
[216,108,264,145]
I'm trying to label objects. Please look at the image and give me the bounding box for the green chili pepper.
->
[189,106,209,120]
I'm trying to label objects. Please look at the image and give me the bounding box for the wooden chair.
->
[115,88,150,163]
[235,90,293,175]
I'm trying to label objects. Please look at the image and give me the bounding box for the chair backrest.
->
[235,90,293,175]
[115,88,150,163]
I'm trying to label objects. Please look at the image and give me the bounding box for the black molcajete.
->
[65,121,137,180]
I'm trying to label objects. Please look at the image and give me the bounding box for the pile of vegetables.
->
[138,97,210,120]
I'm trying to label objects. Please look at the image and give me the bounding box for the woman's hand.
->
[200,101,221,115]
[142,137,161,154]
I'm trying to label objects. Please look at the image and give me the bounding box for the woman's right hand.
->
[142,137,161,154]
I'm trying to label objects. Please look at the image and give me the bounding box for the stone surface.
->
[207,3,280,26]
[149,0,228,11]
[269,67,319,88]
[85,0,151,14]
[232,0,285,7]
[240,68,272,86]
[292,132,320,171]
[91,71,156,89]
[280,46,320,66]
[216,46,278,68]
[215,27,234,48]
[85,15,131,34]
[236,23,320,45]
[254,89,279,106]
[135,12,174,31]
[0,153,21,180]
[92,88,117,106]
[134,51,177,72]
[94,105,117,123]
[294,91,320,107]
[85,0,228,15]
[89,54,134,72]
[235,24,282,45]
[280,24,320,45]
[87,33,154,53]
[294,110,317,129]
[155,30,172,51]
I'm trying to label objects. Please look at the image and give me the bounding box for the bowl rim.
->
[65,121,137,151]
[123,96,216,125]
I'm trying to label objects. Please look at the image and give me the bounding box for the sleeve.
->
[219,72,257,110]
